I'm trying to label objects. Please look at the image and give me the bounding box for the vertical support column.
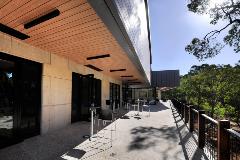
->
[198,110,205,149]
[189,105,194,132]
[218,120,230,160]
[184,105,189,123]
[153,87,157,99]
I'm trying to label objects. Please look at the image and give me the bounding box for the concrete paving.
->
[0,102,209,160]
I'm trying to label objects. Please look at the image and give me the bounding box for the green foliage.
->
[224,23,240,52]
[186,0,240,60]
[163,62,240,123]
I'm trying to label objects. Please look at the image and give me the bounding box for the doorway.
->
[71,73,101,123]
[0,52,42,149]
[110,83,120,110]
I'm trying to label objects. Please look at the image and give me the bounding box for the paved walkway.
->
[0,102,209,160]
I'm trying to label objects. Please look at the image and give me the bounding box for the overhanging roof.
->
[0,0,148,84]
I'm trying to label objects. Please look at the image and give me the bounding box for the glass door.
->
[110,83,120,110]
[17,61,42,139]
[0,58,15,148]
[0,52,42,149]
[71,72,82,123]
[71,73,102,122]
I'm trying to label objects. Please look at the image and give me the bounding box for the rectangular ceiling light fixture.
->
[127,79,138,82]
[87,54,110,60]
[0,23,30,40]
[24,9,60,29]
[121,75,133,78]
[110,69,126,72]
[128,82,141,84]
[85,64,103,72]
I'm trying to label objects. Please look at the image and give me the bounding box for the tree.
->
[185,0,240,61]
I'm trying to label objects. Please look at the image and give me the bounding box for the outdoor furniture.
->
[83,106,100,140]
[143,104,150,117]
[126,103,130,111]
[97,109,117,149]
[131,104,138,116]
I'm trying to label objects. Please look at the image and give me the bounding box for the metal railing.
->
[202,114,218,160]
[192,108,199,133]
[226,129,240,160]
[171,99,240,160]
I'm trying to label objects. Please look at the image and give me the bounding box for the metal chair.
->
[97,109,117,146]
[142,104,151,117]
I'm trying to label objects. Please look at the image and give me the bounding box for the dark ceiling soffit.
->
[85,64,103,71]
[24,9,60,29]
[0,23,30,40]
[110,69,126,72]
[87,0,150,87]
[121,75,133,78]
[87,54,110,60]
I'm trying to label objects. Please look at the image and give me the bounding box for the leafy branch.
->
[185,0,240,61]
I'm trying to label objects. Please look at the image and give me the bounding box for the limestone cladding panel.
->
[0,32,50,64]
[0,33,122,134]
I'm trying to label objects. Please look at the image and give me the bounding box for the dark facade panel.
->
[112,0,151,82]
[151,70,180,88]
[87,0,151,85]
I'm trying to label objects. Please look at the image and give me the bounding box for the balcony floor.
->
[0,102,209,160]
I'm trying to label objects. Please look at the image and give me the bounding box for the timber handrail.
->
[202,114,218,124]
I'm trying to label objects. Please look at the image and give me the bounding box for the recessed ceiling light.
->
[110,69,126,72]
[127,79,138,82]
[24,9,60,29]
[87,54,110,60]
[128,82,141,84]
[0,23,30,40]
[85,64,103,72]
[121,75,133,78]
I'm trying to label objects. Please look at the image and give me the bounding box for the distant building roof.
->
[151,70,180,89]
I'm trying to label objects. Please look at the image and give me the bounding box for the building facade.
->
[0,0,151,148]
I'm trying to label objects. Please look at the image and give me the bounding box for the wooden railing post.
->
[189,105,194,132]
[198,110,205,149]
[181,103,184,119]
[218,120,230,160]
[184,105,189,123]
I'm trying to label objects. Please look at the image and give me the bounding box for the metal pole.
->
[138,99,140,115]
[91,109,94,137]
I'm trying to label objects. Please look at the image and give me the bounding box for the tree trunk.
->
[211,105,214,118]
[237,108,240,127]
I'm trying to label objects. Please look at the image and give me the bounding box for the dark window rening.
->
[109,83,120,110]
[71,73,101,122]
[122,85,132,102]
[0,52,42,149]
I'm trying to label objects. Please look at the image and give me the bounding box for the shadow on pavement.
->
[148,102,170,112]
[128,125,178,151]
[64,149,86,159]
[171,106,209,160]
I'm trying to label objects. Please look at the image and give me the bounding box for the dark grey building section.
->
[151,70,180,88]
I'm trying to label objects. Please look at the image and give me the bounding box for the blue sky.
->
[149,0,240,75]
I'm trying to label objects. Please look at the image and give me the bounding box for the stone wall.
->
[0,32,122,134]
